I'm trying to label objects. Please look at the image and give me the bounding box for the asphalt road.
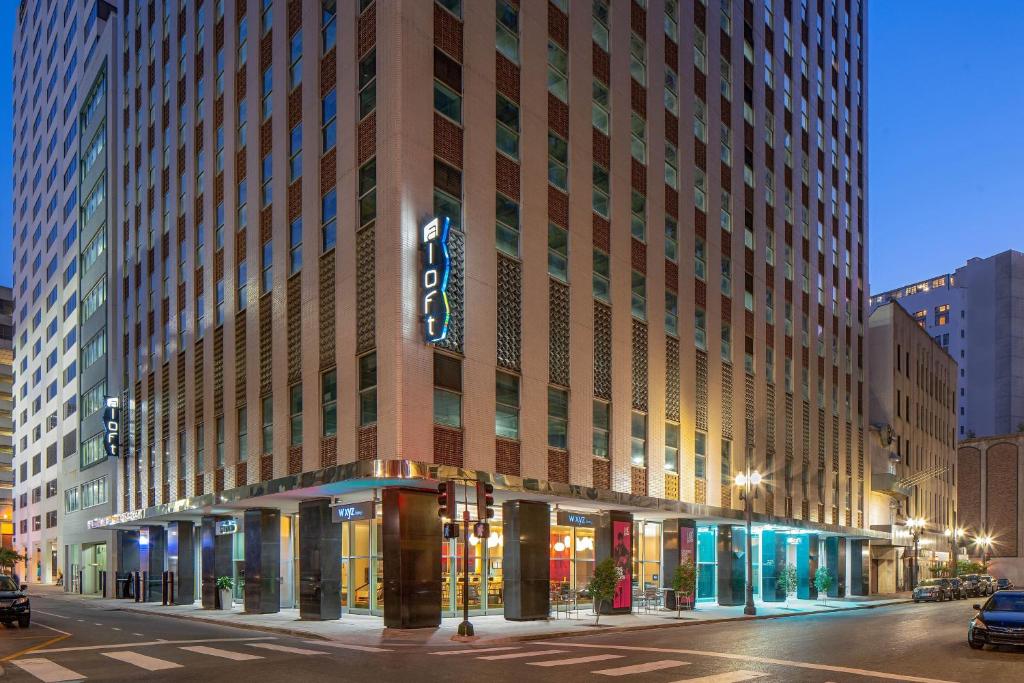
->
[0,592,1020,682]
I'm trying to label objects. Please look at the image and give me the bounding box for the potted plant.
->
[814,566,834,606]
[672,560,697,618]
[588,558,619,626]
[777,563,797,608]
[216,576,234,610]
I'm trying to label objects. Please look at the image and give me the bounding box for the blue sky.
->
[0,2,1020,292]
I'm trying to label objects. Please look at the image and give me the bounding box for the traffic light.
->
[437,481,456,519]
[475,481,494,521]
[473,521,490,539]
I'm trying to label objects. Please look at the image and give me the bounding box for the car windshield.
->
[985,594,1024,612]
[0,576,17,592]
[919,580,944,586]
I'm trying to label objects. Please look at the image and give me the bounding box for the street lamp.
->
[735,467,762,616]
[975,534,994,568]
[945,527,965,575]
[905,517,927,589]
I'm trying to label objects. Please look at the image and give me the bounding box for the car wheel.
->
[914,599,919,603]
[17,616,29,628]
[969,638,984,650]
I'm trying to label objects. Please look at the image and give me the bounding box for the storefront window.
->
[442,505,504,615]
[632,521,662,591]
[549,521,596,605]
[340,518,382,613]
[696,527,717,600]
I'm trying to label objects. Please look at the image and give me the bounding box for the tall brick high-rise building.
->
[70,0,873,619]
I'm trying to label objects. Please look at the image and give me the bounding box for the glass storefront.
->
[549,522,596,606]
[442,505,504,616]
[340,518,383,613]
[696,526,717,601]
[632,521,662,591]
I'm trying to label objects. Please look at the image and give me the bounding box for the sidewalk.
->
[35,585,911,646]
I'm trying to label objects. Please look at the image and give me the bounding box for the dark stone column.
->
[596,511,633,614]
[501,500,550,621]
[298,499,342,620]
[662,519,696,609]
[142,526,166,602]
[382,488,442,628]
[824,537,847,597]
[117,530,140,572]
[760,531,786,602]
[167,521,196,605]
[716,524,745,605]
[797,534,820,600]
[201,516,233,609]
[244,509,281,614]
[849,539,870,595]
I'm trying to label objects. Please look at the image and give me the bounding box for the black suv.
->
[961,574,983,597]
[0,575,30,628]
[913,578,953,603]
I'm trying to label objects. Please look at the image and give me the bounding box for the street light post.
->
[735,464,762,616]
[905,518,925,589]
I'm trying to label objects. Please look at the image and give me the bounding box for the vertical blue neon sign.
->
[421,216,451,343]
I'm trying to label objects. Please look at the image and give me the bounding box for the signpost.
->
[102,397,121,458]
[437,477,495,639]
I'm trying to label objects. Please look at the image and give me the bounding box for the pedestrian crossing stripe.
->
[247,643,328,656]
[102,651,183,671]
[429,646,521,655]
[477,649,568,661]
[301,640,392,652]
[593,660,690,676]
[528,654,624,667]
[668,672,767,683]
[180,645,264,661]
[11,658,84,683]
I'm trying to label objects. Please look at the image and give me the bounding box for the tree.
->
[589,558,620,626]
[0,548,26,576]
[672,560,697,618]
[776,563,797,607]
[815,566,834,606]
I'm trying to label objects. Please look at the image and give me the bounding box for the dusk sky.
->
[0,1,1020,293]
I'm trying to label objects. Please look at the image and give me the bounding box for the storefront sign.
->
[612,520,632,609]
[102,397,121,458]
[215,519,238,535]
[420,216,452,344]
[331,500,376,523]
[557,510,597,528]
[680,525,696,564]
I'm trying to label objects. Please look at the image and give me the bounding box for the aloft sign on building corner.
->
[421,216,452,344]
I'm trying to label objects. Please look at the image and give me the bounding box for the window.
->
[359,352,377,426]
[593,79,610,134]
[695,236,707,280]
[65,487,80,513]
[433,353,462,428]
[721,439,732,484]
[547,40,568,101]
[631,270,646,320]
[261,239,273,293]
[216,416,226,467]
[721,322,732,360]
[495,371,519,439]
[496,193,519,257]
[238,407,248,462]
[630,411,647,466]
[548,223,568,281]
[358,158,376,228]
[548,131,568,191]
[289,217,302,274]
[322,370,337,436]
[721,255,732,295]
[81,476,108,509]
[359,49,376,119]
[629,32,646,85]
[496,94,519,159]
[695,307,707,350]
[665,216,678,262]
[665,422,680,473]
[289,384,303,445]
[81,277,106,320]
[261,66,272,120]
[547,388,568,450]
[261,153,272,206]
[322,89,337,151]
[82,380,106,417]
[322,189,337,250]
[238,260,248,310]
[631,191,646,240]
[592,0,610,49]
[593,163,610,218]
[81,433,104,468]
[262,396,273,454]
[215,279,225,325]
[81,328,106,369]
[695,431,707,479]
[288,30,302,89]
[433,81,461,124]
[593,250,610,302]
[694,167,707,211]
[496,0,519,63]
[665,291,678,336]
[288,124,302,181]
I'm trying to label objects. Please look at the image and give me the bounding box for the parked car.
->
[962,574,983,597]
[968,590,1024,650]
[0,575,30,628]
[913,578,953,603]
[995,578,1014,591]
[981,575,997,596]
[948,578,967,600]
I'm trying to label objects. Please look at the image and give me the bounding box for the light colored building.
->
[958,434,1024,586]
[867,302,958,591]
[0,286,14,548]
[870,249,1024,440]
[75,0,874,619]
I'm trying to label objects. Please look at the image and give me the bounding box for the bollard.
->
[168,571,175,606]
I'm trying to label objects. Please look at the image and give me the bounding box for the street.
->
[0,593,1020,682]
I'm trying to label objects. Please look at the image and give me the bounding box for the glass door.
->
[696,527,717,601]
[442,514,504,616]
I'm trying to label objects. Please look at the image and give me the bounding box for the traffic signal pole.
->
[458,498,473,637]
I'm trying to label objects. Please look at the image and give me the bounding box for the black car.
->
[913,578,953,603]
[0,575,30,628]
[969,590,1024,649]
[980,575,997,596]
[962,574,983,597]
[995,578,1014,591]
[948,578,967,600]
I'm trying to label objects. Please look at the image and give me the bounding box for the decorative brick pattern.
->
[194,344,205,424]
[549,280,570,386]
[358,424,377,461]
[496,255,521,371]
[319,251,336,369]
[433,2,463,62]
[235,316,246,395]
[433,425,464,467]
[592,45,609,83]
[496,438,520,477]
[357,115,375,166]
[288,445,303,475]
[695,350,709,431]
[433,114,463,170]
[665,337,680,421]
[356,226,376,354]
[548,93,569,139]
[695,478,707,505]
[495,53,520,102]
[260,454,273,482]
[665,473,679,500]
[548,185,568,228]
[320,436,337,469]
[214,468,225,493]
[721,363,733,440]
[593,214,610,252]
[235,462,247,487]
[435,230,464,353]
[548,449,569,484]
[631,466,648,496]
[213,326,224,414]
[286,275,302,383]
[357,1,375,58]
[593,458,611,490]
[630,238,646,274]
[631,320,648,411]
[258,294,272,395]
[496,153,520,199]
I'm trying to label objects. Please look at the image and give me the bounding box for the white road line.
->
[247,643,327,656]
[11,658,86,683]
[102,651,183,671]
[32,621,72,636]
[92,623,102,627]
[478,649,568,661]
[669,672,766,683]
[301,640,392,653]
[430,647,521,656]
[545,643,958,683]
[181,645,265,661]
[37,636,277,654]
[132,633,143,636]
[529,654,624,667]
[593,660,690,676]
[33,610,69,619]
[111,628,120,631]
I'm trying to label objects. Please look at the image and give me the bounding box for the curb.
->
[109,598,913,646]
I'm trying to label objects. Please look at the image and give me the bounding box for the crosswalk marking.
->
[301,640,392,653]
[11,658,85,683]
[477,649,568,661]
[529,654,624,667]
[430,646,521,656]
[669,672,767,683]
[180,645,265,661]
[101,651,183,671]
[247,643,327,656]
[593,660,690,676]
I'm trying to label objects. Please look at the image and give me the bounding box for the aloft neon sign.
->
[421,216,452,343]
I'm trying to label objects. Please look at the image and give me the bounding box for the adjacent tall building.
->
[17,0,874,613]
[0,287,14,549]
[867,302,957,591]
[870,249,1024,439]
